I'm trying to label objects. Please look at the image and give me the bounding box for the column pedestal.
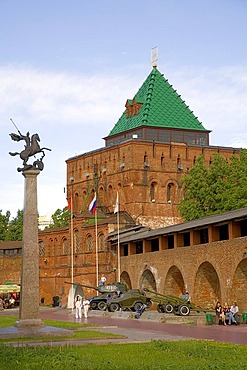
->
[16,168,44,329]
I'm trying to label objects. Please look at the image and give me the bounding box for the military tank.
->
[65,281,127,311]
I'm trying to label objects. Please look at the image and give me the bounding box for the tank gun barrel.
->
[64,281,101,291]
[65,281,127,294]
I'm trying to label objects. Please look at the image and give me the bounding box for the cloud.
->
[0,65,137,130]
[1,63,246,216]
[164,65,247,147]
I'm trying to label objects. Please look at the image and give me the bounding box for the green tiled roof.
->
[108,67,207,136]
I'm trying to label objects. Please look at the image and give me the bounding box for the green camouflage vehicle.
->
[107,289,152,312]
[65,281,128,311]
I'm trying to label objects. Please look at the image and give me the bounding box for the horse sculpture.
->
[9,131,51,172]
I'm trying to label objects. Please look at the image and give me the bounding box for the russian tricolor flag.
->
[89,194,97,214]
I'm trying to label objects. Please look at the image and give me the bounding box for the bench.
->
[217,314,240,325]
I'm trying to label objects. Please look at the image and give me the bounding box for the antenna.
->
[151,46,158,67]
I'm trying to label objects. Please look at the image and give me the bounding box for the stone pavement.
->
[1,307,246,346]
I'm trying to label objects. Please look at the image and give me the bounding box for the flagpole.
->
[70,195,74,312]
[95,209,99,293]
[114,191,120,282]
[117,207,120,282]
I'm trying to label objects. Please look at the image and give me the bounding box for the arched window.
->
[63,238,69,255]
[150,182,157,202]
[167,182,175,203]
[74,230,80,253]
[86,234,93,252]
[98,233,105,251]
[39,240,45,257]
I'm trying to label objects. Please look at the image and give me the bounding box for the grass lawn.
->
[0,340,246,369]
[0,316,123,342]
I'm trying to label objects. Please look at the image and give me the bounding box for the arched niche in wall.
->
[99,186,104,207]
[164,265,185,297]
[62,237,69,255]
[149,181,158,202]
[98,232,105,252]
[39,240,45,257]
[140,269,156,291]
[74,192,79,213]
[120,271,132,290]
[86,234,93,252]
[232,259,247,312]
[74,229,80,253]
[108,184,113,209]
[167,182,175,203]
[194,261,220,308]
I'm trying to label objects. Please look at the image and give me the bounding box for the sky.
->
[1,0,247,219]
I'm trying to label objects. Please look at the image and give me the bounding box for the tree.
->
[0,210,11,241]
[46,207,70,229]
[178,150,247,221]
[6,209,23,241]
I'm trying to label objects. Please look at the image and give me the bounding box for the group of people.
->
[0,296,16,310]
[75,295,90,319]
[215,301,239,325]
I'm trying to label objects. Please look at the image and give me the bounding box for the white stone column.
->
[16,168,43,328]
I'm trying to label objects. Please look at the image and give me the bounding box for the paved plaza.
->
[1,307,246,346]
[41,308,247,346]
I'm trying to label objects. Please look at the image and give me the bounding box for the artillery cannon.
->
[144,288,192,316]
[65,281,127,311]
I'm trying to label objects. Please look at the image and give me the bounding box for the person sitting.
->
[99,274,106,287]
[230,302,239,324]
[224,303,237,325]
[106,294,112,302]
[9,296,15,308]
[182,292,191,304]
[215,301,226,325]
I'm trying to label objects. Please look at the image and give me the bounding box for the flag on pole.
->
[114,192,119,214]
[89,194,97,214]
[67,196,72,210]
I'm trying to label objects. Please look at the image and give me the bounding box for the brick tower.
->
[66,66,236,228]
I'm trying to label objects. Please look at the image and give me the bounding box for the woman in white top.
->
[75,295,82,319]
[83,297,90,318]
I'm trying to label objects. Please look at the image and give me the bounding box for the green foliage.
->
[0,210,10,240]
[47,207,70,229]
[5,209,23,241]
[179,150,247,221]
[0,209,22,241]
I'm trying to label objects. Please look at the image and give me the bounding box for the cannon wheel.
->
[134,302,143,312]
[109,302,120,312]
[178,304,190,316]
[157,303,165,313]
[98,301,107,311]
[164,303,174,314]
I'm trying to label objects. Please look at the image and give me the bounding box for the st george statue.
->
[9,120,51,172]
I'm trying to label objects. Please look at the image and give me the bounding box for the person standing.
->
[83,297,90,319]
[75,295,82,319]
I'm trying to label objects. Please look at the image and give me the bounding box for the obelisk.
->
[16,168,44,329]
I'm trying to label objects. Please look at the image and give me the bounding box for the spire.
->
[151,46,158,68]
